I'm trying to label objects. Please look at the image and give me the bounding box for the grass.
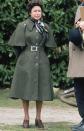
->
[0,88,75,131]
[0,122,72,131]
[0,88,75,108]
[0,88,21,108]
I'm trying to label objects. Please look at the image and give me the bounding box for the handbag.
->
[69,27,84,50]
[69,2,84,50]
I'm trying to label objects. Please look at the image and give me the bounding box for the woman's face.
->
[30,6,42,20]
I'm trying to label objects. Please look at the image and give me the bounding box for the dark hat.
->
[69,27,84,49]
[27,0,43,13]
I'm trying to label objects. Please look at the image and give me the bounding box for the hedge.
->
[0,0,78,88]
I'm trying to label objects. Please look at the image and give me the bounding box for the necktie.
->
[35,21,44,34]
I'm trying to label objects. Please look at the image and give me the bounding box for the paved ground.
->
[0,106,81,125]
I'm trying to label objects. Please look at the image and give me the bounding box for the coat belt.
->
[27,45,44,52]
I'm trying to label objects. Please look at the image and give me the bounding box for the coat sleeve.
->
[75,6,81,24]
[8,23,26,47]
[45,25,56,48]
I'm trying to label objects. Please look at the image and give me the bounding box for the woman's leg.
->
[36,101,43,120]
[22,100,29,120]
[35,101,44,128]
[22,100,29,128]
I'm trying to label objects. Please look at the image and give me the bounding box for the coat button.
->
[24,23,26,26]
[35,63,39,66]
[36,36,38,39]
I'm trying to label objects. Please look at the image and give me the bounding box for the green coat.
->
[8,18,56,101]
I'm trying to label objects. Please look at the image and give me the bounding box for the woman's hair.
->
[26,0,43,14]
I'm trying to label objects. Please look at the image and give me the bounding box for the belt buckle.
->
[31,46,38,51]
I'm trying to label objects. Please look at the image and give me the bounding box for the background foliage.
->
[0,0,78,88]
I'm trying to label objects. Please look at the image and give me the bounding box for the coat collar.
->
[23,18,48,32]
[24,18,35,31]
[25,18,43,31]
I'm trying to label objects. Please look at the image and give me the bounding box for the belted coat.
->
[67,6,84,78]
[8,18,56,100]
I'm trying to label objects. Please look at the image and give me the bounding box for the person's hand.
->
[77,21,84,30]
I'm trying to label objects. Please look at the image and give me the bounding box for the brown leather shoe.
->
[23,120,29,128]
[35,119,44,128]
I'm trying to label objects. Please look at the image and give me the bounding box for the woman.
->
[67,0,84,131]
[8,0,56,128]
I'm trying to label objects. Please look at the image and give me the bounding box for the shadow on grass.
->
[0,122,73,131]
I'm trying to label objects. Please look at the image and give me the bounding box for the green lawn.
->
[0,122,72,131]
[0,88,73,108]
[0,88,74,131]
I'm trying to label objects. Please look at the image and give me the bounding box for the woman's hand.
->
[77,21,84,30]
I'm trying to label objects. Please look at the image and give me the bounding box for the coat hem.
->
[9,96,53,101]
